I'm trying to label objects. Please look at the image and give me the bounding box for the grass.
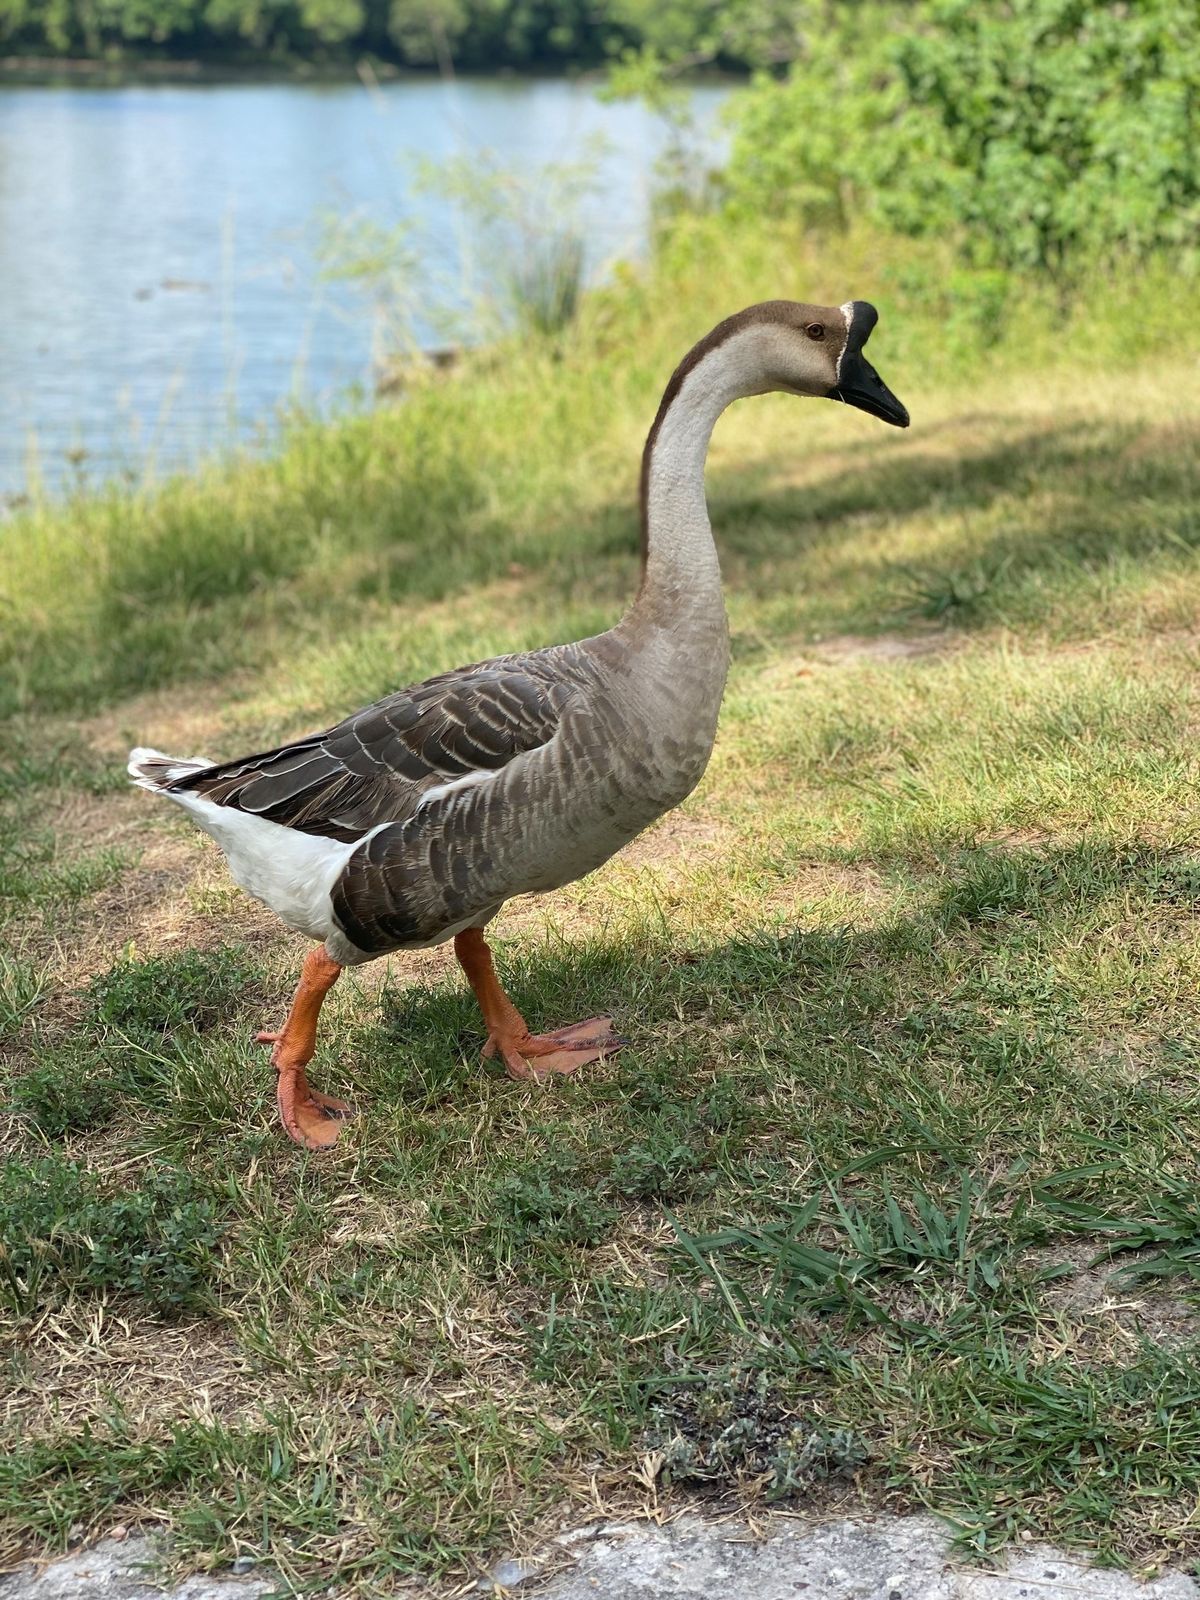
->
[2,217,1200,1590]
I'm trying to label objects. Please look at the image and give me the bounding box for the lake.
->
[0,76,728,501]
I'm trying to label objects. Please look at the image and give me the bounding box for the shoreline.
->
[0,54,743,88]
[0,55,577,85]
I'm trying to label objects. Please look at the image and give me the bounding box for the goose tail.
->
[127,746,215,793]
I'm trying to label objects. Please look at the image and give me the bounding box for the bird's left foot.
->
[482,1017,626,1081]
[252,947,348,1150]
[254,1032,354,1149]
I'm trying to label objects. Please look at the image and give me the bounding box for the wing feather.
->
[170,656,577,841]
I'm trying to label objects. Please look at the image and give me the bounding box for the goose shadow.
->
[359,839,1200,1176]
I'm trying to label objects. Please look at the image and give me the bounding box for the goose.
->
[129,299,908,1150]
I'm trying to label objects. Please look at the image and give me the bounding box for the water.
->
[0,76,727,500]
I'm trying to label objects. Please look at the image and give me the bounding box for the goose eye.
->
[806,322,825,340]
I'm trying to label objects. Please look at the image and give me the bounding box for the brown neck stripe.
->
[635,300,847,574]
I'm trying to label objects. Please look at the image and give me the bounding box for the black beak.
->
[830,300,909,429]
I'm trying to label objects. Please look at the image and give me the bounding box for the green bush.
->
[85,946,258,1044]
[726,0,1200,274]
[0,0,641,68]
[9,1054,119,1140]
[0,1158,222,1316]
[489,1158,619,1249]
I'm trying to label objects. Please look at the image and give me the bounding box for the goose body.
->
[131,623,721,964]
[130,298,908,1148]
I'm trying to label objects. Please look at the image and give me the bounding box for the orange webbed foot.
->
[254,945,349,1150]
[483,1017,626,1081]
[275,1063,352,1151]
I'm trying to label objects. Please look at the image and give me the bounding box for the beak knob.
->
[832,301,909,428]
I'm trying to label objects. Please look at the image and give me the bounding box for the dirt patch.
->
[757,858,889,926]
[1080,1031,1166,1085]
[2,1310,256,1436]
[808,631,950,665]
[757,631,952,691]
[1032,1241,1199,1351]
[14,799,284,1021]
[75,684,249,773]
[19,790,733,1022]
[603,813,730,886]
[40,788,147,858]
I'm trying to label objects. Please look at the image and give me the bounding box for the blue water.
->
[0,77,727,498]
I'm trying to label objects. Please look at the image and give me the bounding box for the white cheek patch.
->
[837,301,855,380]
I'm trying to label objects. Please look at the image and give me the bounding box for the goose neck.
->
[631,334,756,628]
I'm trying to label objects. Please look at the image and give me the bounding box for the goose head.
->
[741,298,909,427]
[636,297,910,588]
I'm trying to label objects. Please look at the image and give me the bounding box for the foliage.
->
[85,945,259,1043]
[0,0,824,67]
[0,0,748,69]
[506,231,586,339]
[646,1371,867,1495]
[725,0,1200,273]
[411,149,600,341]
[606,0,808,77]
[0,952,47,1041]
[9,1051,120,1138]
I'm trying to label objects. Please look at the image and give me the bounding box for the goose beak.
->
[830,300,910,428]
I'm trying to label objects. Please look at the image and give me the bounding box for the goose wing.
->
[171,656,577,841]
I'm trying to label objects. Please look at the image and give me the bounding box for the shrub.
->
[85,946,257,1044]
[608,1129,709,1201]
[647,1371,868,1497]
[9,1054,119,1140]
[490,1158,619,1249]
[725,0,1200,275]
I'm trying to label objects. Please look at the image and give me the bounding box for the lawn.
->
[3,222,1200,1592]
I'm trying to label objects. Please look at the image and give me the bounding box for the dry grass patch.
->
[5,1313,256,1438]
[1030,1242,1200,1354]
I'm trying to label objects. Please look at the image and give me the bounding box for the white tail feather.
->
[127,745,214,792]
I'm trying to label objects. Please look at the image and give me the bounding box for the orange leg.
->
[255,946,350,1150]
[453,928,625,1081]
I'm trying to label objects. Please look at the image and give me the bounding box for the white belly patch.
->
[163,789,385,942]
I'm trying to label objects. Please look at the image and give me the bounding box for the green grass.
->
[2,219,1200,1589]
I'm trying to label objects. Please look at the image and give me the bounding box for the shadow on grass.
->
[6,834,1195,1197]
[339,837,1200,1223]
[6,842,1200,1575]
[6,413,1198,716]
[710,416,1200,624]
